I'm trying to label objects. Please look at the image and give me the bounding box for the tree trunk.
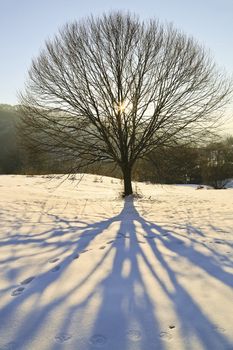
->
[122,166,133,196]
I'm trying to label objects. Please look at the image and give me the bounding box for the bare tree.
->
[19,12,231,195]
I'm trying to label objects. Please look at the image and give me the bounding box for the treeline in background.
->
[0,104,233,188]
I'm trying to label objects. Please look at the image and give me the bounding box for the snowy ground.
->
[0,174,232,350]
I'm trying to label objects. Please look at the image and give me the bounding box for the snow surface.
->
[0,174,232,350]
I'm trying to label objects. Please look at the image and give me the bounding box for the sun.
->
[115,101,125,113]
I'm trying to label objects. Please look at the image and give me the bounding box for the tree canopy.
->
[20,12,231,195]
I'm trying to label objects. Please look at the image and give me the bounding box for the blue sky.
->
[0,0,233,132]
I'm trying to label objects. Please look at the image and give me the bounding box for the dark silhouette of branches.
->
[19,12,231,195]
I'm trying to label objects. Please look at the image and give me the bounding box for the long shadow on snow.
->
[87,199,233,350]
[0,198,232,350]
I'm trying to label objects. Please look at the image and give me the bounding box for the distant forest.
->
[0,104,233,188]
[0,104,22,173]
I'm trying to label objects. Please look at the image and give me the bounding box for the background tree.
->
[0,105,22,174]
[199,136,233,188]
[19,12,231,195]
[143,145,201,184]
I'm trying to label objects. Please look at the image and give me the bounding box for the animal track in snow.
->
[20,276,35,285]
[89,334,107,347]
[99,246,106,250]
[55,333,72,343]
[126,329,142,341]
[11,287,25,297]
[48,257,60,264]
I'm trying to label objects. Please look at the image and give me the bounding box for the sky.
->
[0,0,233,133]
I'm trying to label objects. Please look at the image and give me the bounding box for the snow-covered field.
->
[0,174,232,350]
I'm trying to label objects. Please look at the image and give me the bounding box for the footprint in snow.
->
[169,325,175,329]
[106,240,114,244]
[89,334,107,347]
[20,276,35,285]
[172,240,184,245]
[215,240,224,244]
[126,330,142,342]
[0,341,17,350]
[159,331,172,340]
[48,257,60,264]
[81,249,91,254]
[11,287,25,297]
[55,333,72,343]
[73,254,80,260]
[219,257,225,261]
[117,233,125,238]
[99,246,106,250]
[213,325,226,333]
[51,265,61,272]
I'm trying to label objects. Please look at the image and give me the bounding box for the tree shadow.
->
[0,198,232,349]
